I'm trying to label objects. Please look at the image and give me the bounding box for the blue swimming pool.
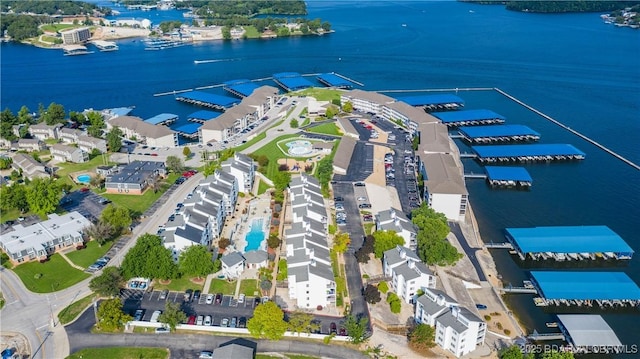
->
[76,174,91,184]
[244,218,266,252]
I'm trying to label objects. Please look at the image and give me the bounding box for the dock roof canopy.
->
[273,72,314,91]
[396,94,465,107]
[432,109,505,123]
[223,79,261,98]
[187,110,220,121]
[531,271,640,300]
[485,166,532,182]
[316,73,353,88]
[459,124,540,139]
[472,143,586,158]
[505,225,634,255]
[145,113,178,125]
[176,91,241,109]
[557,315,622,347]
[172,122,200,135]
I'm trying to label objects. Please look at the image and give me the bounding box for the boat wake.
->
[194,58,239,64]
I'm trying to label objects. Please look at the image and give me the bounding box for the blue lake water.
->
[244,218,266,252]
[2,0,639,348]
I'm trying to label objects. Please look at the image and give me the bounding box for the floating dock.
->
[505,225,634,261]
[92,40,118,51]
[223,79,260,98]
[395,93,465,111]
[431,109,505,127]
[63,45,92,56]
[485,166,532,188]
[175,91,241,110]
[557,315,622,351]
[530,271,640,307]
[472,143,586,163]
[458,124,540,144]
[316,72,356,89]
[273,72,314,91]
[170,122,200,139]
[145,113,178,126]
[187,110,220,124]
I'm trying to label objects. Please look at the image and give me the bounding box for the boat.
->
[567,253,579,261]
[545,322,558,328]
[401,24,407,27]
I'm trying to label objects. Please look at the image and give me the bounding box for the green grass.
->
[292,88,344,102]
[207,278,236,295]
[0,207,33,223]
[58,293,98,325]
[153,277,203,292]
[12,254,90,293]
[234,132,267,152]
[66,347,169,359]
[363,223,375,235]
[301,118,311,127]
[41,24,81,32]
[243,25,261,38]
[65,240,113,269]
[307,122,342,136]
[250,134,304,180]
[239,279,259,297]
[256,356,281,359]
[268,120,285,129]
[257,180,272,195]
[55,155,116,189]
[102,175,176,215]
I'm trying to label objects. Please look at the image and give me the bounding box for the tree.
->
[89,267,123,297]
[96,298,131,332]
[499,345,527,359]
[218,237,231,250]
[363,284,381,304]
[100,204,132,232]
[183,146,191,158]
[377,281,389,294]
[0,184,29,213]
[387,292,401,314]
[166,155,184,173]
[267,233,281,249]
[344,314,369,344]
[273,170,291,192]
[158,301,187,332]
[89,175,103,189]
[25,178,59,216]
[355,234,374,263]
[121,234,178,280]
[332,232,350,253]
[287,311,313,335]
[290,119,299,128]
[408,323,436,354]
[42,102,66,125]
[106,127,123,153]
[372,230,405,258]
[179,245,214,279]
[85,220,114,246]
[342,101,353,113]
[86,111,105,138]
[247,301,288,340]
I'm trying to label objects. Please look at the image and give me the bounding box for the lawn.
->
[243,25,261,38]
[41,24,81,32]
[307,122,342,136]
[66,240,113,269]
[257,180,272,195]
[234,132,266,152]
[55,155,116,189]
[250,134,305,180]
[66,347,169,359]
[292,88,343,102]
[12,254,90,293]
[363,223,375,235]
[207,278,236,295]
[239,279,259,297]
[58,293,98,325]
[153,277,203,292]
[102,175,177,215]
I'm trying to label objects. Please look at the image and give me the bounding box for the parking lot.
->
[60,189,111,222]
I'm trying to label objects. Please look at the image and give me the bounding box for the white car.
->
[357,196,367,201]
[204,315,212,326]
[205,294,214,304]
[238,294,245,304]
[150,310,162,323]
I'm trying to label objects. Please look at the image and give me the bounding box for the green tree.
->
[273,170,291,192]
[183,146,191,158]
[267,233,281,249]
[342,101,353,113]
[499,345,526,359]
[0,157,13,170]
[158,301,187,332]
[42,102,66,125]
[377,281,389,294]
[85,220,114,246]
[411,203,461,266]
[372,230,405,258]
[86,111,105,138]
[166,155,184,173]
[100,204,132,232]
[344,314,369,344]
[121,234,178,280]
[408,323,436,354]
[0,184,29,213]
[387,292,401,314]
[247,301,288,340]
[287,311,314,335]
[363,284,381,304]
[106,127,123,152]
[25,178,59,216]
[0,108,18,141]
[17,106,33,124]
[333,232,350,253]
[179,245,214,279]
[96,298,131,332]
[290,119,299,128]
[89,266,123,297]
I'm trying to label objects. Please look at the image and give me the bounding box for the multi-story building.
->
[17,139,44,152]
[78,135,108,153]
[50,143,88,163]
[11,153,49,180]
[340,89,394,115]
[220,252,245,279]
[104,160,166,194]
[28,123,62,140]
[415,288,486,358]
[418,153,468,222]
[107,116,178,148]
[198,170,238,216]
[220,153,255,193]
[59,128,83,144]
[0,211,90,264]
[383,246,436,303]
[59,27,91,44]
[375,208,418,250]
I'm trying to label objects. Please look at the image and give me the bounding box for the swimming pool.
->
[76,174,91,184]
[285,140,313,156]
[244,218,266,252]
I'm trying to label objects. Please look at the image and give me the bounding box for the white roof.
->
[557,315,622,347]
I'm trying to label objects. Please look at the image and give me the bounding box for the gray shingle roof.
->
[309,262,335,282]
[384,245,420,266]
[221,251,244,267]
[175,224,203,243]
[436,310,468,334]
[288,265,309,282]
[243,249,267,264]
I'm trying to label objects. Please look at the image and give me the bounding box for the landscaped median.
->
[66,347,169,359]
[12,254,90,293]
[58,293,98,325]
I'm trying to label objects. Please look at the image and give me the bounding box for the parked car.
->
[215,293,222,304]
[335,203,345,211]
[330,322,337,334]
[193,290,201,302]
[334,196,344,202]
[358,203,372,209]
[206,294,214,304]
[238,317,247,328]
[184,289,192,302]
[199,351,214,359]
[356,196,367,201]
[221,318,229,327]
[150,310,162,323]
[354,182,366,187]
[187,315,196,325]
[238,294,245,304]
[476,304,488,310]
[155,326,170,334]
[204,315,212,326]
[196,315,204,326]
[134,309,144,321]
[230,317,237,328]
[339,327,347,336]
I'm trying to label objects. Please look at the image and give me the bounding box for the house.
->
[415,288,486,357]
[383,246,436,303]
[307,97,330,117]
[50,143,88,163]
[28,123,62,140]
[312,141,334,154]
[221,153,255,193]
[78,135,108,153]
[105,160,166,194]
[221,252,245,279]
[0,211,90,264]
[107,116,178,148]
[375,208,417,250]
[11,153,49,180]
[17,139,44,152]
[244,249,268,269]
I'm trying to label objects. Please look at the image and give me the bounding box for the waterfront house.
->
[415,288,486,358]
[28,123,62,140]
[17,139,44,152]
[221,251,245,279]
[0,211,90,264]
[107,116,178,148]
[383,246,436,303]
[59,128,83,144]
[50,143,88,163]
[11,153,49,180]
[376,208,418,250]
[104,160,166,195]
[220,153,255,193]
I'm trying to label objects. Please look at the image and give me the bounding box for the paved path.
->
[58,251,85,271]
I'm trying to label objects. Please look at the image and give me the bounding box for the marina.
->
[144,113,178,126]
[472,143,586,163]
[556,315,623,352]
[186,110,220,124]
[431,109,506,127]
[484,166,532,188]
[316,72,356,89]
[457,124,540,144]
[62,45,93,56]
[223,79,261,98]
[273,72,315,91]
[143,38,189,50]
[91,40,119,51]
[174,91,241,110]
[395,93,465,111]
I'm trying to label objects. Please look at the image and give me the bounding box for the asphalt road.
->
[449,222,487,281]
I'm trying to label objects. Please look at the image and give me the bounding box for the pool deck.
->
[222,194,272,253]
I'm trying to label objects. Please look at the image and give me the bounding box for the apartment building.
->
[11,153,49,180]
[28,123,62,140]
[220,153,255,193]
[17,139,44,152]
[107,116,178,148]
[104,160,166,194]
[375,208,418,250]
[50,143,87,163]
[383,246,436,303]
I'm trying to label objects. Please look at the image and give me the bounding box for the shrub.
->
[504,329,511,336]
[496,322,503,330]
[377,281,389,294]
[34,273,42,279]
[484,315,491,321]
[278,164,289,171]
[362,274,369,279]
[491,312,501,316]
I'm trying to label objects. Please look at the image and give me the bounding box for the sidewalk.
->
[58,250,85,271]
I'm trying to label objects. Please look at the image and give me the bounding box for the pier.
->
[527,331,565,341]
[432,109,506,127]
[495,88,640,171]
[331,72,364,87]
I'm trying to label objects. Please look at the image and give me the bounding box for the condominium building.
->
[220,153,255,193]
[418,153,468,222]
[107,116,178,148]
[383,246,436,303]
[28,123,62,140]
[50,143,88,163]
[375,208,417,250]
[11,153,49,180]
[17,139,44,152]
[104,160,166,194]
[60,27,91,44]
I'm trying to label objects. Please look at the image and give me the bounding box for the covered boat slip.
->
[484,166,532,188]
[316,73,355,89]
[175,91,241,110]
[187,110,220,124]
[223,79,260,98]
[170,122,200,139]
[431,109,505,126]
[530,271,640,307]
[273,72,314,91]
[145,113,178,125]
[458,124,541,144]
[505,225,634,261]
[472,143,586,163]
[557,315,622,350]
[395,93,465,111]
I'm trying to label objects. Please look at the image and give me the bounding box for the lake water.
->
[2,0,639,349]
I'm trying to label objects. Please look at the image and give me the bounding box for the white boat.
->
[604,252,615,259]
[567,253,579,261]
[554,253,566,261]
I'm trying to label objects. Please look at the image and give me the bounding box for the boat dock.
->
[316,72,358,89]
[175,91,241,110]
[145,113,178,126]
[485,166,532,188]
[186,110,220,124]
[527,330,565,341]
[472,143,586,163]
[62,45,93,56]
[458,124,540,144]
[273,72,314,91]
[431,109,506,127]
[505,225,634,261]
[556,315,622,351]
[495,87,640,171]
[223,79,260,98]
[395,93,465,111]
[92,40,118,51]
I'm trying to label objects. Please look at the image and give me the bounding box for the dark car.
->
[215,293,222,304]
[334,196,344,202]
[238,316,247,328]
[339,327,347,336]
[476,304,488,310]
[193,290,201,302]
[358,203,372,209]
[330,322,337,334]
